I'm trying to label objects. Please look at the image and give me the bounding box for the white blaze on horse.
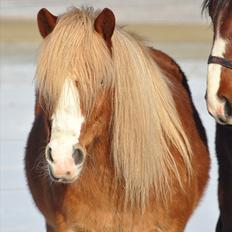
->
[204,0,232,125]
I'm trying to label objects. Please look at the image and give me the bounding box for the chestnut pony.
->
[203,1,232,231]
[25,7,209,232]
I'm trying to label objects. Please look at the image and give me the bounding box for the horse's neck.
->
[149,48,183,83]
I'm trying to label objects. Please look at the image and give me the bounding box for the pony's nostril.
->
[72,148,84,165]
[47,147,54,163]
[224,98,232,117]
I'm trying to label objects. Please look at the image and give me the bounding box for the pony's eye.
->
[75,81,79,87]
[100,80,104,85]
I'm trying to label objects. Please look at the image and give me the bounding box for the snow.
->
[0,57,218,231]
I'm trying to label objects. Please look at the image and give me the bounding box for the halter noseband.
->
[208,55,232,70]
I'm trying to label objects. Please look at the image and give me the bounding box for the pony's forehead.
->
[55,7,98,29]
[42,8,109,56]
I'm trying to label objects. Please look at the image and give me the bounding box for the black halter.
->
[208,55,232,69]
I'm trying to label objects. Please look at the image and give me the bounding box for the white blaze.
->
[207,35,227,117]
[49,79,84,162]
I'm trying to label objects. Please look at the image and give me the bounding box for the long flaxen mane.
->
[36,7,192,207]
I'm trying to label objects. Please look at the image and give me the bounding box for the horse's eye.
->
[75,81,79,87]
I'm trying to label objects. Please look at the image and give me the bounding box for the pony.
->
[202,1,232,231]
[25,7,209,232]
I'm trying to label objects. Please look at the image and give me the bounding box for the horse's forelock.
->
[36,7,113,115]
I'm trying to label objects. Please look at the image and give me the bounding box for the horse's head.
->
[36,8,115,183]
[204,0,232,124]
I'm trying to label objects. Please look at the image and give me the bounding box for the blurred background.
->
[0,1,217,231]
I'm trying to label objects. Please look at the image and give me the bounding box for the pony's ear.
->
[37,8,57,38]
[94,8,115,45]
[207,0,217,19]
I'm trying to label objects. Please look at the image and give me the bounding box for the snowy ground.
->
[0,53,219,231]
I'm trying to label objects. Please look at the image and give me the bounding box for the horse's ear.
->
[94,8,115,45]
[37,8,57,38]
[207,0,216,19]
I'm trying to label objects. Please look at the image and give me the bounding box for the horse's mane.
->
[36,7,192,208]
[202,0,232,23]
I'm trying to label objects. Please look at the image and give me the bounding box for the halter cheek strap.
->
[208,55,232,70]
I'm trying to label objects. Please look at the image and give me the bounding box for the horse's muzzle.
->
[45,144,86,183]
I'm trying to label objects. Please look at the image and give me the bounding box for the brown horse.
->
[25,7,209,232]
[203,1,232,231]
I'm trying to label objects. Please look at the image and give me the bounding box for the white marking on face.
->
[48,79,85,175]
[207,35,227,120]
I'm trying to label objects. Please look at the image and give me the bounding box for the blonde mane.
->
[36,7,192,208]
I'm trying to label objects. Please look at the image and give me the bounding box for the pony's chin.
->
[55,177,78,184]
[48,169,79,184]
